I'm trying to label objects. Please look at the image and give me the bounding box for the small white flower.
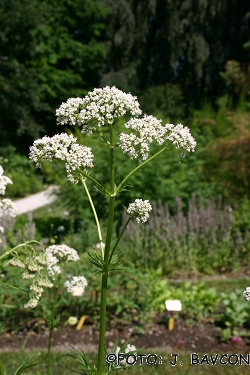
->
[243,287,250,301]
[64,276,88,295]
[127,199,152,223]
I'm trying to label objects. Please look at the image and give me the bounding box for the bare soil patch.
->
[0,314,249,354]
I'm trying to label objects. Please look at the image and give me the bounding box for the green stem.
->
[109,217,131,263]
[97,123,115,375]
[80,170,109,196]
[0,357,4,375]
[0,240,42,261]
[81,177,104,257]
[47,286,58,375]
[115,145,171,195]
[0,279,28,293]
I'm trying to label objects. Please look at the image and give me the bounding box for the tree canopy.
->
[0,0,249,152]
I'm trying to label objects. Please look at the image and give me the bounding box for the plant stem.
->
[97,123,115,375]
[47,286,58,375]
[80,170,109,196]
[81,177,104,257]
[0,357,4,375]
[115,145,171,195]
[109,217,131,263]
[0,240,42,261]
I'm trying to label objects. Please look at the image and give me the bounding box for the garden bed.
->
[0,314,249,354]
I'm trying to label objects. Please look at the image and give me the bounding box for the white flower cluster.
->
[0,166,13,195]
[45,244,80,278]
[243,287,250,301]
[29,133,94,183]
[25,274,53,309]
[56,86,142,134]
[127,199,152,223]
[64,276,88,295]
[119,115,165,161]
[115,344,137,366]
[0,198,18,218]
[164,123,196,155]
[118,116,196,161]
[7,251,53,309]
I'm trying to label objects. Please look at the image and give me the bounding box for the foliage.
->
[218,289,250,341]
[101,0,250,106]
[203,109,250,199]
[0,149,43,198]
[139,83,186,123]
[0,0,108,152]
[220,60,250,106]
[163,281,220,323]
[0,254,223,334]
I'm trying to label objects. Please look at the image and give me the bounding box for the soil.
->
[1,314,249,354]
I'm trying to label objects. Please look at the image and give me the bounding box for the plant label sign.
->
[165,300,182,312]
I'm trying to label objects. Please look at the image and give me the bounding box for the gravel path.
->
[13,186,59,215]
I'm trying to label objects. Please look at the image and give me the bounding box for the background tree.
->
[101,0,250,107]
[0,0,107,152]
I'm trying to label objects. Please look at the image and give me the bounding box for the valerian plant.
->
[0,166,88,375]
[0,166,51,374]
[28,86,196,374]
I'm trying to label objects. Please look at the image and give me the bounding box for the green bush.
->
[218,289,250,341]
[0,148,43,198]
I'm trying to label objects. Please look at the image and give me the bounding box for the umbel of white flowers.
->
[7,244,87,309]
[29,86,196,184]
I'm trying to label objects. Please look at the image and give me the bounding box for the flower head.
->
[0,198,17,217]
[119,115,164,161]
[29,133,94,183]
[119,118,196,161]
[164,123,196,154]
[64,276,88,295]
[24,296,39,309]
[56,86,142,134]
[115,344,137,366]
[45,244,79,277]
[243,287,250,301]
[127,199,152,223]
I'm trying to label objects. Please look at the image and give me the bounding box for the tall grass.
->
[120,195,249,276]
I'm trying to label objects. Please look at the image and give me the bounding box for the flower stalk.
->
[26,85,196,374]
